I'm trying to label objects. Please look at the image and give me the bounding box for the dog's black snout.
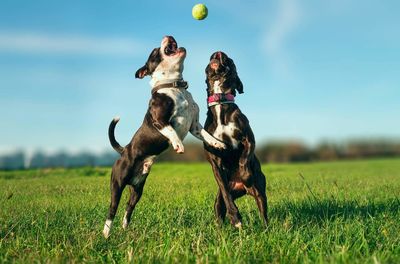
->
[165,35,176,44]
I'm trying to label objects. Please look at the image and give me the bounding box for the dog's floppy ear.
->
[227,58,244,94]
[135,48,161,79]
[135,65,148,79]
[235,76,244,94]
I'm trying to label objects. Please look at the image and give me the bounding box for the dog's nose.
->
[162,36,177,47]
[210,59,219,70]
[164,35,176,42]
[162,36,172,45]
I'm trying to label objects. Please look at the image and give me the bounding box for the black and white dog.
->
[203,51,268,228]
[103,36,226,238]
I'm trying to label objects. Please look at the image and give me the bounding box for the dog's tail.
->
[108,116,124,155]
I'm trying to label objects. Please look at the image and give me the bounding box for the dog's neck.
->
[208,93,235,107]
[212,80,223,94]
[207,80,236,107]
[150,72,184,88]
[210,80,234,95]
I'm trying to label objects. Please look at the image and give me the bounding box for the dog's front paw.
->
[211,139,226,150]
[172,141,185,154]
[230,218,242,229]
[234,222,243,229]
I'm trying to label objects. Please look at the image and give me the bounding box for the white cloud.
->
[262,0,302,75]
[0,31,146,56]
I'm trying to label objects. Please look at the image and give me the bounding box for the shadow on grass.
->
[272,197,400,225]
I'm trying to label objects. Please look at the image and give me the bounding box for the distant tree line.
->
[0,151,119,170]
[256,139,400,163]
[1,139,400,170]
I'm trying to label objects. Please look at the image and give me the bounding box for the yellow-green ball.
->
[192,4,208,20]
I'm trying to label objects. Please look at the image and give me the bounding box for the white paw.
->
[103,219,112,239]
[234,222,242,229]
[212,139,226,150]
[172,141,184,154]
[122,213,129,230]
[103,228,110,239]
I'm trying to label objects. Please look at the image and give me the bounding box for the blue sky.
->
[0,0,399,154]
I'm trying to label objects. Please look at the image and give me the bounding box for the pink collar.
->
[207,93,235,107]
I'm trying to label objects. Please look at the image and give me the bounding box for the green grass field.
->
[1,159,400,263]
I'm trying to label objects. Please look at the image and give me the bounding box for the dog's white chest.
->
[157,88,194,139]
[213,81,223,93]
[213,105,239,149]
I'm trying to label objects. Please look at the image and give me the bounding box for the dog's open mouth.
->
[164,37,178,56]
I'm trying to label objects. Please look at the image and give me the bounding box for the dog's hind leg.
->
[122,184,145,229]
[103,180,125,238]
[253,185,268,226]
[251,159,269,226]
[208,158,242,228]
[122,156,154,229]
[103,162,129,238]
[214,188,227,224]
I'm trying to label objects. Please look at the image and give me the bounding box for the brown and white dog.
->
[103,36,226,238]
[203,51,268,228]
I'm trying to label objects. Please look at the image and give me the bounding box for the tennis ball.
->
[192,4,208,20]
